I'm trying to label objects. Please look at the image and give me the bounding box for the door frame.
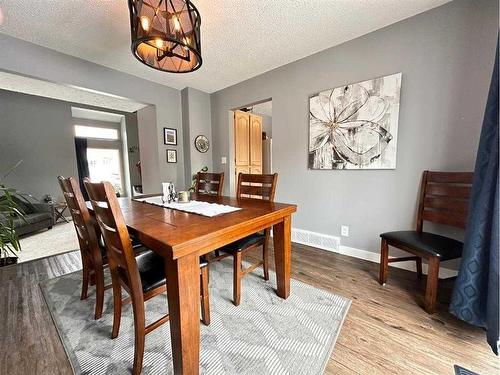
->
[228,98,272,196]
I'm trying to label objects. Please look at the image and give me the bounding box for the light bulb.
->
[183,37,190,50]
[173,17,181,31]
[155,38,164,49]
[140,16,150,31]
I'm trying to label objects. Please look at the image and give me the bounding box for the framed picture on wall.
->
[166,149,177,163]
[309,72,402,170]
[163,127,177,145]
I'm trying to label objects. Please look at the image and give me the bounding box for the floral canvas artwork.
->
[309,73,402,169]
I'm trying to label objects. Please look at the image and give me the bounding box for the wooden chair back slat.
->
[239,185,273,198]
[423,196,469,214]
[421,210,468,228]
[425,184,471,199]
[57,176,100,267]
[417,170,473,231]
[93,204,116,229]
[83,178,143,295]
[239,173,276,184]
[426,171,474,184]
[237,173,278,201]
[195,172,224,196]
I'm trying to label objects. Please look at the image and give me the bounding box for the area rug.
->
[41,259,351,374]
[18,222,79,263]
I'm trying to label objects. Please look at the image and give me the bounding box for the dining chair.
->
[58,176,108,320]
[212,173,278,306]
[83,178,210,375]
[194,172,224,196]
[379,170,473,313]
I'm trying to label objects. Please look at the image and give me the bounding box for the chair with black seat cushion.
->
[84,178,210,375]
[58,176,108,319]
[212,173,278,306]
[194,172,224,196]
[379,170,473,314]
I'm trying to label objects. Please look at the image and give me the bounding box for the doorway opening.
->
[72,107,141,198]
[230,99,272,193]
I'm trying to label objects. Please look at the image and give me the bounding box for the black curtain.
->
[74,137,90,201]
[449,40,499,354]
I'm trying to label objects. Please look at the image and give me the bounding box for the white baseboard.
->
[291,228,458,279]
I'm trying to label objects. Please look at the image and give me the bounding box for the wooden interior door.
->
[234,111,250,167]
[234,111,264,192]
[249,114,262,172]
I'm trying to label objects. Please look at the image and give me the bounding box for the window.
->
[87,148,124,195]
[74,125,119,140]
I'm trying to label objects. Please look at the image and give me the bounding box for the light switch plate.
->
[221,156,227,164]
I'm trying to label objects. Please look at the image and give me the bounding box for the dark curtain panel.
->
[74,137,90,201]
[450,40,499,354]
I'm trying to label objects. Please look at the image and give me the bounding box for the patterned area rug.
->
[41,259,350,374]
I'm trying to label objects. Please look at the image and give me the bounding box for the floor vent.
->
[291,228,340,252]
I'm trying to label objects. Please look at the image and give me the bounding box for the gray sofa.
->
[1,196,55,236]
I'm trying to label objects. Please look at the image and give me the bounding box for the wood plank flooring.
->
[0,243,497,374]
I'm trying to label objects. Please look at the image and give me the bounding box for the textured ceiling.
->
[0,0,450,93]
[0,71,147,112]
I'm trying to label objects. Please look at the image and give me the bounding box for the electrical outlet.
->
[221,156,227,164]
[341,225,349,237]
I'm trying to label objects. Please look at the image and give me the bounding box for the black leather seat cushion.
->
[133,249,208,293]
[221,233,265,253]
[380,231,463,260]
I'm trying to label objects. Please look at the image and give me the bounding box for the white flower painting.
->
[308,73,402,169]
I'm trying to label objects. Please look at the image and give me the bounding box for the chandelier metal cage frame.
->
[128,0,202,73]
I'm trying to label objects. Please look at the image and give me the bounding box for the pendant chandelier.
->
[128,0,202,73]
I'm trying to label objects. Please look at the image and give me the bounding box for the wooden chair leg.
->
[94,268,105,320]
[131,294,146,375]
[379,238,389,285]
[424,257,440,314]
[233,252,242,306]
[416,257,423,280]
[81,266,89,300]
[111,280,122,339]
[263,241,270,281]
[200,266,210,325]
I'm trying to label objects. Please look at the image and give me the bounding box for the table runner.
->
[134,196,241,217]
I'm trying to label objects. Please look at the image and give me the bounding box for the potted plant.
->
[188,166,208,193]
[0,184,25,266]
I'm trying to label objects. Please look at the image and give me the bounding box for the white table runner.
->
[134,196,241,217]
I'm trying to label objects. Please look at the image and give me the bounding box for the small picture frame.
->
[163,128,177,145]
[166,149,177,163]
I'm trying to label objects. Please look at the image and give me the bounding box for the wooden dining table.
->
[108,194,296,374]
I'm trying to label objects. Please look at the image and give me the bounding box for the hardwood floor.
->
[1,244,497,374]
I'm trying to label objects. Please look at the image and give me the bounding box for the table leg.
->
[165,254,201,375]
[273,215,291,299]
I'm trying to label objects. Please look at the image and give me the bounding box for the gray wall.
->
[211,0,498,254]
[125,113,141,187]
[0,89,141,202]
[0,89,76,200]
[259,114,272,138]
[181,88,213,189]
[0,34,184,193]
